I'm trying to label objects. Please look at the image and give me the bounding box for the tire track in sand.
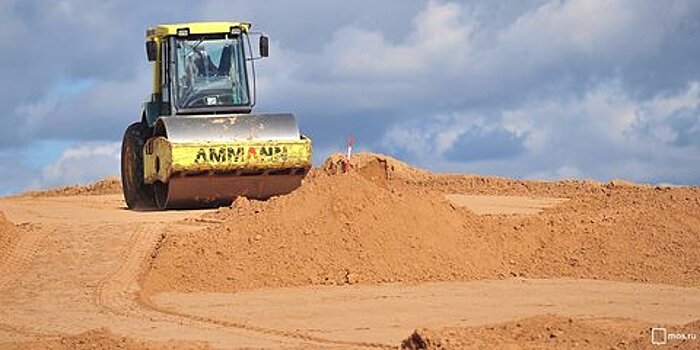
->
[0,225,51,293]
[137,294,395,350]
[0,224,66,338]
[93,224,163,318]
[93,222,393,349]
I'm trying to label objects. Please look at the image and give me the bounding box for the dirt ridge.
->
[20,177,122,197]
[4,327,210,350]
[401,315,700,350]
[142,152,700,294]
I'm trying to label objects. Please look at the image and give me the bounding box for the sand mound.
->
[144,170,478,292]
[0,211,22,261]
[494,187,700,284]
[401,315,699,350]
[143,153,700,294]
[22,177,122,197]
[5,328,210,350]
[0,211,11,229]
[320,152,433,183]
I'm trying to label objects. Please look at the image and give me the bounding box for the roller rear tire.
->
[121,122,157,210]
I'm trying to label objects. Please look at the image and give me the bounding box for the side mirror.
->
[259,35,269,58]
[146,41,157,62]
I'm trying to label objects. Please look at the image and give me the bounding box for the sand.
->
[2,152,699,349]
[0,211,22,266]
[5,328,210,350]
[446,194,568,215]
[143,153,700,294]
[401,315,700,350]
[21,177,122,197]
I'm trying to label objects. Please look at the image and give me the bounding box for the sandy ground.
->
[144,154,700,294]
[402,315,700,350]
[446,194,568,215]
[1,153,699,349]
[154,279,700,345]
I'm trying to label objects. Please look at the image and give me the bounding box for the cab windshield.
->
[175,36,249,109]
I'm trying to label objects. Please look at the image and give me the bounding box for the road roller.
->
[121,22,312,210]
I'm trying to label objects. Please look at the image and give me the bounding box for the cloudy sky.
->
[1,0,699,194]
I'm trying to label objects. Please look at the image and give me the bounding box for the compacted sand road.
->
[0,195,329,349]
[1,193,698,349]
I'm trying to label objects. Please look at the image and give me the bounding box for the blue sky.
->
[1,0,699,194]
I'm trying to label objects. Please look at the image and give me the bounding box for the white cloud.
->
[325,1,474,79]
[253,0,699,114]
[383,81,700,184]
[10,70,150,144]
[33,142,120,189]
[496,0,662,62]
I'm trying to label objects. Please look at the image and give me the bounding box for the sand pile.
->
[0,210,13,231]
[22,177,122,197]
[143,153,700,294]
[401,315,700,350]
[320,152,432,183]
[144,169,481,293]
[0,211,21,261]
[490,186,700,284]
[415,173,654,198]
[6,328,210,349]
